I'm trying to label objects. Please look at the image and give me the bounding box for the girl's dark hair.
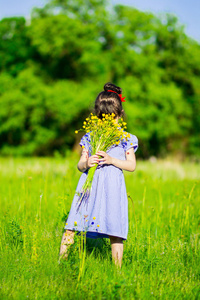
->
[94,82,124,119]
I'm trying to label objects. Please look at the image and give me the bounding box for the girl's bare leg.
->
[109,236,123,268]
[59,230,75,259]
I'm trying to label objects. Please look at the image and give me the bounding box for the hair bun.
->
[104,82,122,94]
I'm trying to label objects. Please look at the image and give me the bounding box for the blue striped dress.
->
[64,133,138,240]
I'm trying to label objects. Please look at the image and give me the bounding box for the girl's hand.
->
[81,148,89,159]
[78,148,99,172]
[87,154,100,168]
[97,151,113,165]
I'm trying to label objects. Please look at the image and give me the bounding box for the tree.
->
[0,0,200,157]
[0,17,33,76]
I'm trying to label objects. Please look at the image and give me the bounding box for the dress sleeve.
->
[125,134,138,153]
[79,133,91,152]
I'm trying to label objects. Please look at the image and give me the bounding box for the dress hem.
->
[64,226,127,240]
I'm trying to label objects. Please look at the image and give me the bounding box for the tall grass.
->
[0,156,199,299]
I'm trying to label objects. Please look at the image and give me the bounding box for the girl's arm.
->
[97,148,136,172]
[77,148,99,172]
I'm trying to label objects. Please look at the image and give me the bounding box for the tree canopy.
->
[0,0,200,158]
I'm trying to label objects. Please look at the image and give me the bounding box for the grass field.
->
[0,155,200,299]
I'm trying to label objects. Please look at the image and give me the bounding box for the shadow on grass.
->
[85,237,111,259]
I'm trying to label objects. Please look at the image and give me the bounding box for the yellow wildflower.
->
[66,223,68,226]
[82,145,85,148]
[74,221,77,226]
[97,225,100,227]
[75,130,78,134]
[93,217,96,220]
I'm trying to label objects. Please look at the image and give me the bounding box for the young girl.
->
[59,83,138,267]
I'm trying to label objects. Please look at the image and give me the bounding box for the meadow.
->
[0,155,199,299]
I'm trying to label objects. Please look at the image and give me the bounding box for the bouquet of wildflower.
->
[75,113,129,209]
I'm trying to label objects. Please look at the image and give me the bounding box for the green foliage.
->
[5,218,23,248]
[0,69,98,155]
[0,17,33,76]
[28,15,106,79]
[0,0,200,157]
